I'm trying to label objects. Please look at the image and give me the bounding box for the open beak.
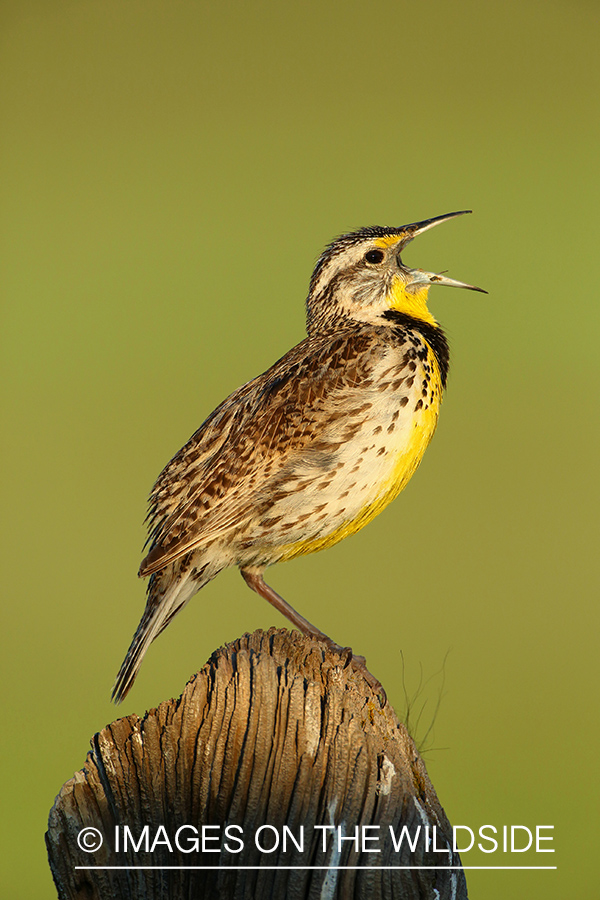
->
[400,210,487,294]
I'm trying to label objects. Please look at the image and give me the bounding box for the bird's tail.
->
[111,565,213,704]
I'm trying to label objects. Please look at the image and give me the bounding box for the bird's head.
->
[306,210,485,333]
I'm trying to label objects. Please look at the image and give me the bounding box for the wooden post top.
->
[47,628,467,899]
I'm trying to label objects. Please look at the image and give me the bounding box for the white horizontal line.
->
[75,865,557,871]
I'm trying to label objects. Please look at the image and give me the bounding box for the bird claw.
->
[320,638,386,707]
[352,659,387,707]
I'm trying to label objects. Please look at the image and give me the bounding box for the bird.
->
[112,210,484,703]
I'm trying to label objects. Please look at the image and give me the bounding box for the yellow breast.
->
[278,349,443,562]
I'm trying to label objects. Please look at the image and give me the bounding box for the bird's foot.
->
[320,637,387,707]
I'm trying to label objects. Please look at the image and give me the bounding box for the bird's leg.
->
[241,568,331,641]
[240,568,386,704]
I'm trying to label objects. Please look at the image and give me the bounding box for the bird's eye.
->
[365,249,385,264]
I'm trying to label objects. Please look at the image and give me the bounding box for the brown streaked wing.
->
[139,328,380,577]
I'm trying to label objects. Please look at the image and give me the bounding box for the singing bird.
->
[112,210,484,702]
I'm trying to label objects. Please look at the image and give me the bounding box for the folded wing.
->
[139,329,377,577]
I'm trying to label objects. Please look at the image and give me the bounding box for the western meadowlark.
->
[112,210,483,703]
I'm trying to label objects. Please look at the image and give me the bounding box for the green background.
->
[1,1,598,896]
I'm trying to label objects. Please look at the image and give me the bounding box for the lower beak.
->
[405,267,487,293]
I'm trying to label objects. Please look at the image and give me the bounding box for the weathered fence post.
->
[47,628,467,899]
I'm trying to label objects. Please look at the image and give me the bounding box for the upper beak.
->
[400,210,487,294]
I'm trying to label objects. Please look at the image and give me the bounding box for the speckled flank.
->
[112,214,475,702]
